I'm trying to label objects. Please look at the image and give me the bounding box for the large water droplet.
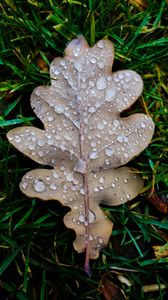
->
[79,214,85,223]
[96,76,107,90]
[55,104,65,114]
[80,188,85,195]
[74,61,83,72]
[105,86,117,101]
[34,179,46,193]
[74,159,86,174]
[88,210,95,223]
[117,135,128,143]
[66,173,74,182]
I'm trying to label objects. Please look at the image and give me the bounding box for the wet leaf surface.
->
[7,36,155,274]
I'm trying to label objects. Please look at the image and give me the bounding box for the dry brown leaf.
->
[7,36,155,274]
[148,193,168,214]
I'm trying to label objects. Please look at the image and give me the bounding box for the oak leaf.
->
[7,36,155,274]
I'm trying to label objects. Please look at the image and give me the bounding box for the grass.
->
[0,0,168,299]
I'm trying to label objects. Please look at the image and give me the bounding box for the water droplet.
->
[74,159,86,174]
[94,187,99,192]
[64,133,72,141]
[124,178,128,183]
[14,135,21,143]
[89,234,94,241]
[140,121,146,128]
[98,238,103,244]
[60,60,66,66]
[117,135,128,143]
[55,104,64,114]
[79,214,85,223]
[97,61,104,69]
[88,210,95,223]
[38,151,43,157]
[97,123,104,130]
[90,57,96,64]
[29,144,35,150]
[88,106,96,113]
[118,73,124,79]
[106,159,111,165]
[105,147,114,157]
[54,68,60,75]
[47,116,54,122]
[34,179,46,193]
[74,61,83,72]
[50,183,57,190]
[80,188,85,195]
[73,49,79,57]
[60,166,65,171]
[89,80,94,87]
[113,119,120,127]
[99,176,105,184]
[111,183,116,188]
[105,86,117,101]
[66,173,74,182]
[97,40,104,48]
[89,151,98,160]
[108,129,113,135]
[90,141,96,148]
[52,171,59,179]
[21,181,28,190]
[96,76,107,90]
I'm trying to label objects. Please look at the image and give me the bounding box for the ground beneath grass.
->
[0,1,168,299]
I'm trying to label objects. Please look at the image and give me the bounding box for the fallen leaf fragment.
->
[7,36,155,274]
[101,278,126,300]
[148,193,168,214]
